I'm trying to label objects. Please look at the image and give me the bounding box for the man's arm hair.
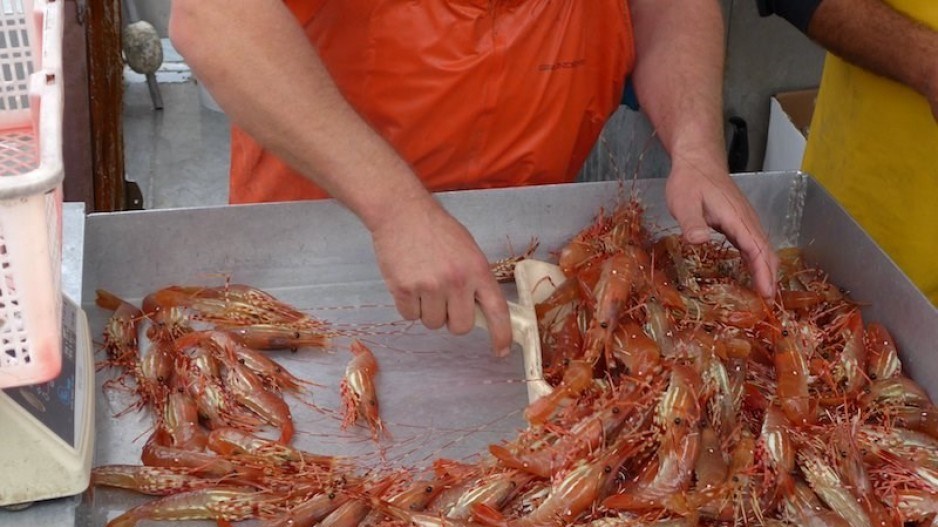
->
[760,0,938,118]
[806,0,938,101]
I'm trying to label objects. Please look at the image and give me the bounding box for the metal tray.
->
[6,171,935,526]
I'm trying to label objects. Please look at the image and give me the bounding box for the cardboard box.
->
[762,88,819,172]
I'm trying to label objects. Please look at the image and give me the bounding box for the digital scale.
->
[0,294,95,507]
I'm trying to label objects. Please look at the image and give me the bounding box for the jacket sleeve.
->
[756,0,823,33]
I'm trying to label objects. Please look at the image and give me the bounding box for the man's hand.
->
[369,197,514,357]
[666,159,779,298]
[629,0,778,298]
[171,2,513,355]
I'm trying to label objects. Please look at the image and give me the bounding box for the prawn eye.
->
[781,330,789,337]
[869,373,877,380]
[425,486,434,493]
[328,492,336,500]
[676,284,685,292]
[674,417,682,425]
[839,287,846,294]
[238,358,246,364]
[603,465,612,473]
[612,406,621,414]
[600,321,609,329]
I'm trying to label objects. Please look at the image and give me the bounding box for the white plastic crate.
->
[0,0,65,389]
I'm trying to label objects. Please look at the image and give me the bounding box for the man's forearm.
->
[629,0,727,171]
[806,0,938,103]
[169,0,431,230]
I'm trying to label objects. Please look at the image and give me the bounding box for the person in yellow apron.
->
[169,0,778,351]
[761,0,938,305]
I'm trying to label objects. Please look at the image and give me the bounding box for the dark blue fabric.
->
[620,78,639,111]
[756,0,823,34]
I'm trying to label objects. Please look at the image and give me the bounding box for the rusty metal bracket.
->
[124,180,144,210]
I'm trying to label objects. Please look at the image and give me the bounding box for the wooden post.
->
[85,0,125,212]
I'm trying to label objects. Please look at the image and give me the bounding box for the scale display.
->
[3,296,83,450]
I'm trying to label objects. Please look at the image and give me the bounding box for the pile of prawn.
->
[91,201,938,527]
[92,283,389,526]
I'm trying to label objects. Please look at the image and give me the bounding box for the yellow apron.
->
[802,0,938,305]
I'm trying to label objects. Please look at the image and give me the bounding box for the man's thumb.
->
[677,214,711,245]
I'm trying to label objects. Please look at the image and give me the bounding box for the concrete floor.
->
[123,40,230,210]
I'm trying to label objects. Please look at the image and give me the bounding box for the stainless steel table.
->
[3,173,936,526]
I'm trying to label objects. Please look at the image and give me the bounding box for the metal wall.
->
[580,0,826,181]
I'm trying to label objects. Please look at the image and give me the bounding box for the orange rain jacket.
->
[230,0,636,204]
